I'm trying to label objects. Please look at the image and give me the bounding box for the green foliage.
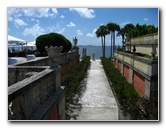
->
[61,56,90,106]
[36,32,72,53]
[125,23,158,38]
[101,57,139,101]
[107,22,120,32]
[144,54,158,60]
[95,25,109,57]
[101,57,158,120]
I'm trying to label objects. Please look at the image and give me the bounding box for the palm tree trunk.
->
[103,35,105,58]
[111,32,113,59]
[113,32,115,57]
[122,35,124,51]
[101,37,104,57]
[110,32,112,59]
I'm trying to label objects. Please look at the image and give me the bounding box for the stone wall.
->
[125,33,158,56]
[8,66,49,86]
[114,51,158,100]
[118,60,121,71]
[14,50,79,78]
[124,65,129,81]
[15,50,79,67]
[133,71,145,97]
[8,68,58,120]
[8,49,80,120]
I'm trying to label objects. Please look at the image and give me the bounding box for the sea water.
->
[78,45,114,59]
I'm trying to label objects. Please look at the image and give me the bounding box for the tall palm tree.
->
[107,22,120,58]
[117,27,126,51]
[96,27,104,57]
[124,23,134,51]
[95,25,109,57]
[124,23,134,40]
[107,22,114,58]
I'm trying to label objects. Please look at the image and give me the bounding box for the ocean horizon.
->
[78,45,115,59]
[8,45,117,59]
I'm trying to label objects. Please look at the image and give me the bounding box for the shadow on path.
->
[66,59,118,120]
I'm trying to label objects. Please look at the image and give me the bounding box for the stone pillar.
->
[116,59,118,68]
[129,68,133,84]
[54,65,61,90]
[45,46,63,90]
[151,44,157,60]
[144,79,150,100]
[58,95,66,120]
[151,62,158,76]
[145,79,158,100]
[121,63,124,75]
[131,56,134,66]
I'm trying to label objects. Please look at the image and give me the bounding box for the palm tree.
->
[95,27,104,57]
[107,22,120,58]
[123,23,135,52]
[117,27,126,51]
[95,25,109,57]
[124,23,134,40]
[107,23,114,58]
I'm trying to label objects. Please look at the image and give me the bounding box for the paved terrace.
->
[69,59,118,120]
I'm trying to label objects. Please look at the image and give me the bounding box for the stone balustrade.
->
[8,66,49,86]
[114,51,158,100]
[15,49,79,67]
[8,48,80,120]
[125,33,158,56]
[114,52,158,77]
[8,67,64,120]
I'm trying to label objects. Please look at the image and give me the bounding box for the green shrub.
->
[61,56,90,106]
[101,57,140,118]
[101,57,158,120]
[36,32,72,53]
[144,54,158,60]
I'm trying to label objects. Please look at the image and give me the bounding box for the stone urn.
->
[45,46,63,62]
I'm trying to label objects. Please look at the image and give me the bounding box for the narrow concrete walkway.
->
[73,59,118,120]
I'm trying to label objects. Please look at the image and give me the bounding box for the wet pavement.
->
[66,59,118,121]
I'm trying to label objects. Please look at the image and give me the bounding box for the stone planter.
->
[45,46,63,63]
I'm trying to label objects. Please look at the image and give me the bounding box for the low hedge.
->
[61,56,90,108]
[101,57,139,102]
[101,57,158,120]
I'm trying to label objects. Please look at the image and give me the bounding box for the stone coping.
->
[114,51,158,81]
[8,65,50,69]
[126,39,158,46]
[131,33,158,39]
[126,33,158,46]
[14,50,78,66]
[116,57,158,81]
[115,51,158,64]
[8,68,54,102]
